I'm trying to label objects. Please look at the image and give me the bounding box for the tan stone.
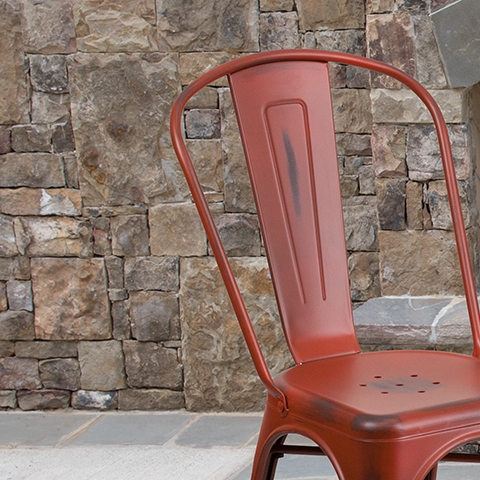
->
[0,311,35,341]
[336,133,372,156]
[157,0,259,52]
[118,389,185,410]
[0,357,41,390]
[180,257,292,411]
[0,215,17,257]
[185,88,218,109]
[0,1,29,124]
[406,181,424,230]
[379,230,464,295]
[314,29,366,56]
[0,153,64,188]
[39,358,81,390]
[367,13,415,88]
[332,89,372,133]
[69,53,185,205]
[110,215,149,257]
[343,197,379,252]
[186,140,224,194]
[125,256,178,291]
[371,125,406,177]
[259,12,300,51]
[371,88,465,124]
[296,0,365,31]
[366,0,394,13]
[31,258,111,340]
[11,124,52,152]
[17,390,70,410]
[15,341,77,359]
[348,252,380,302]
[78,340,126,390]
[14,217,92,257]
[149,203,207,257]
[375,178,406,231]
[0,390,16,408]
[31,92,71,124]
[260,0,294,11]
[0,188,81,216]
[74,0,157,52]
[219,88,256,213]
[19,0,75,53]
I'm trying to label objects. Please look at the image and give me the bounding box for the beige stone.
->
[259,12,300,51]
[31,92,71,124]
[406,181,424,230]
[366,0,394,13]
[78,340,126,390]
[74,0,157,52]
[371,125,406,177]
[343,197,378,252]
[17,390,70,410]
[296,0,365,31]
[0,1,29,124]
[20,0,76,53]
[371,88,465,124]
[110,215,149,257]
[332,89,372,133]
[15,341,77,359]
[260,0,294,11]
[31,258,111,340]
[0,215,17,257]
[14,217,92,257]
[379,230,464,296]
[0,357,41,390]
[314,29,366,56]
[118,388,185,410]
[0,153,64,188]
[149,203,207,257]
[180,257,292,411]
[157,0,259,52]
[0,188,81,216]
[69,53,185,205]
[0,390,16,408]
[0,310,35,341]
[124,256,178,291]
[375,178,406,231]
[186,140,224,194]
[39,358,81,390]
[348,252,380,302]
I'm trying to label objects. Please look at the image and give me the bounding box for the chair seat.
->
[275,350,480,440]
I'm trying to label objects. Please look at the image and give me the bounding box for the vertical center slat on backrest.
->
[228,61,360,363]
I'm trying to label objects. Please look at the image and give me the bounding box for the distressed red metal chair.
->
[170,50,480,480]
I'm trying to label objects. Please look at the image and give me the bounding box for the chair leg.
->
[424,464,438,480]
[264,436,287,480]
[251,433,287,480]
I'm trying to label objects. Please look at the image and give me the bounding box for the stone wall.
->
[0,0,479,411]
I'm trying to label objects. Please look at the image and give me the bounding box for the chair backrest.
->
[171,51,480,400]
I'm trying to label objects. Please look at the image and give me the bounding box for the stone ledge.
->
[354,296,473,353]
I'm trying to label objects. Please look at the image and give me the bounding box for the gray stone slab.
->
[0,413,97,446]
[437,462,480,479]
[175,414,262,448]
[431,0,480,87]
[66,412,194,446]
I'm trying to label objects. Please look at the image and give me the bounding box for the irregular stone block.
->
[123,341,183,390]
[19,0,76,53]
[69,53,185,205]
[259,12,300,51]
[0,390,16,408]
[6,280,33,312]
[0,1,29,124]
[379,230,465,295]
[332,89,372,133]
[359,165,376,195]
[0,357,41,390]
[186,88,218,109]
[149,203,207,256]
[220,88,256,213]
[434,299,473,352]
[296,0,365,30]
[185,109,221,139]
[15,217,92,257]
[367,0,394,13]
[0,311,35,341]
[0,153,64,188]
[15,341,77,359]
[367,13,415,88]
[376,178,406,231]
[315,29,366,56]
[213,214,261,257]
[31,258,111,340]
[31,92,71,123]
[0,215,17,257]
[260,0,294,11]
[105,256,124,289]
[185,140,223,194]
[110,215,149,257]
[71,389,118,409]
[118,389,184,410]
[112,301,131,340]
[17,390,71,410]
[431,0,457,12]
[371,125,406,177]
[406,180,424,230]
[0,259,15,281]
[336,134,372,156]
[130,291,180,342]
[73,0,157,52]
[343,197,379,252]
[52,122,75,153]
[0,127,11,154]
[13,256,31,281]
[108,289,127,302]
[0,341,15,358]
[427,180,473,230]
[157,0,259,52]
[91,217,111,256]
[62,154,79,188]
[406,124,472,181]
[340,174,359,198]
[11,125,52,153]
[125,256,178,291]
[78,340,126,390]
[371,88,465,124]
[180,257,292,411]
[29,54,69,93]
[39,358,80,390]
[348,252,380,302]
[0,188,81,217]
[0,282,5,312]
